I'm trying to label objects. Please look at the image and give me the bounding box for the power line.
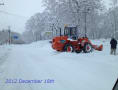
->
[0,10,28,18]
[0,0,4,6]
[0,0,4,5]
[0,3,4,5]
[0,2,27,18]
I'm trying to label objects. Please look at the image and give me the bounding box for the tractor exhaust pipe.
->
[60,28,62,36]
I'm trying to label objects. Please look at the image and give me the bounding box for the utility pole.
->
[8,26,11,45]
[112,0,117,38]
[83,0,90,37]
[113,10,117,38]
[84,5,87,37]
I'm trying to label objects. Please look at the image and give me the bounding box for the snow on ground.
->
[0,40,118,90]
[0,45,11,70]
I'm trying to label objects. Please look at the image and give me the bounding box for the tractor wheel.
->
[64,44,74,52]
[83,43,93,53]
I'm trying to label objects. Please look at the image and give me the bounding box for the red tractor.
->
[52,26,103,53]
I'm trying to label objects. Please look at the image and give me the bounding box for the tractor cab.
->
[64,26,78,40]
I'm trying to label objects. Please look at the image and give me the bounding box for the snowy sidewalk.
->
[0,41,118,90]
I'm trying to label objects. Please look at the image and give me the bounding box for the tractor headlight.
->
[60,40,66,44]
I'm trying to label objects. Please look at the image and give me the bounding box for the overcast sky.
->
[0,0,44,33]
[1,0,44,17]
[0,0,112,33]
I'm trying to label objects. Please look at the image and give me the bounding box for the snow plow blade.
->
[92,44,103,51]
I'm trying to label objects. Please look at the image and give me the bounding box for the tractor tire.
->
[83,43,93,53]
[64,44,74,52]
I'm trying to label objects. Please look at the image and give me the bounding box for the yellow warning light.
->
[64,24,68,27]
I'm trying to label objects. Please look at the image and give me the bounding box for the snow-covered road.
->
[0,40,118,90]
